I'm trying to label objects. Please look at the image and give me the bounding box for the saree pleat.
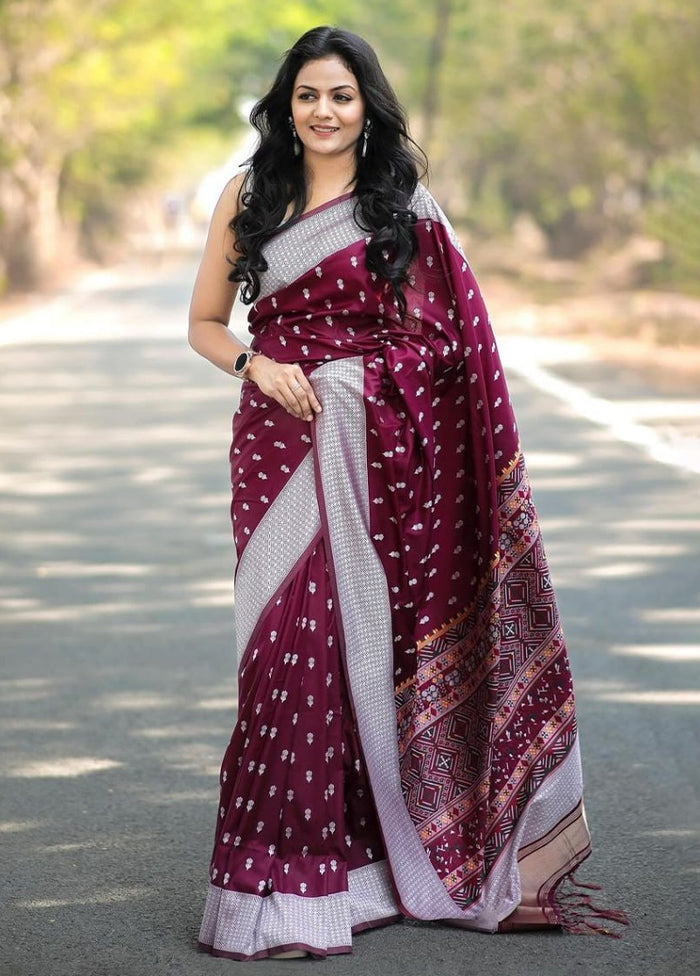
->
[197,185,628,959]
[199,507,400,958]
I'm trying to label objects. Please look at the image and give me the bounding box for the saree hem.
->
[197,860,402,960]
[197,913,404,962]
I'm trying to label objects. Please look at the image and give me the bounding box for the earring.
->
[361,119,371,158]
[288,115,301,157]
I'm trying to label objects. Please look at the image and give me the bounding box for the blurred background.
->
[1,0,699,385]
[2,7,700,974]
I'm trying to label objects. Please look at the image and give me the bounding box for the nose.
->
[313,96,333,119]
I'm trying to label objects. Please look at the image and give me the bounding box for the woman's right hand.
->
[246,355,323,423]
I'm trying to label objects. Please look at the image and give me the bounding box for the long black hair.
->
[229,25,427,320]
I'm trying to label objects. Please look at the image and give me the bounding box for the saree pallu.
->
[197,185,628,960]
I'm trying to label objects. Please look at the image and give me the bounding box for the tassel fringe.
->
[550,870,631,938]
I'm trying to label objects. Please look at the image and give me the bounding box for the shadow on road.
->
[0,283,698,974]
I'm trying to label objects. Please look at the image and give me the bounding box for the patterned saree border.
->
[234,450,320,667]
[448,737,586,928]
[432,708,574,876]
[415,695,576,853]
[255,195,366,302]
[308,358,586,930]
[197,859,400,959]
[310,355,466,922]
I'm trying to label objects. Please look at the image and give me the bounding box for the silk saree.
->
[197,184,627,960]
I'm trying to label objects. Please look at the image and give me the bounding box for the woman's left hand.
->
[246,355,323,422]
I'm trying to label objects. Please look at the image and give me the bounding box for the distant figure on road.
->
[188,25,628,961]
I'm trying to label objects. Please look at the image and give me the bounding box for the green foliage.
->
[351,0,700,278]
[0,0,349,283]
[647,149,700,291]
[1,0,700,290]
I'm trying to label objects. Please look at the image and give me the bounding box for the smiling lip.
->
[310,125,339,134]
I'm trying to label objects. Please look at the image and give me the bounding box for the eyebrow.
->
[295,84,357,92]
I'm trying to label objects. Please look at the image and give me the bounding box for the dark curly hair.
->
[229,25,428,320]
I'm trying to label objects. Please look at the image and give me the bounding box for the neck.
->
[303,150,357,197]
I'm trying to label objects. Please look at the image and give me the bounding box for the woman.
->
[188,25,628,961]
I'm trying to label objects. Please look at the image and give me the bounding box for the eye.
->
[298,92,315,101]
[334,94,352,102]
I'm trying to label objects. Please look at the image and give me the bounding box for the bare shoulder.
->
[218,172,247,221]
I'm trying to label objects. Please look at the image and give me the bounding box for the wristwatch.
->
[233,349,259,378]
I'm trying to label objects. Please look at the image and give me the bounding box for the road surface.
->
[1,256,698,976]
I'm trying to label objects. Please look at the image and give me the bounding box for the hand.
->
[246,355,322,422]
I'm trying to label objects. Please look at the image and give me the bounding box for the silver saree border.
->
[234,450,320,667]
[198,860,398,957]
[310,356,587,930]
[256,196,363,300]
[310,356,464,921]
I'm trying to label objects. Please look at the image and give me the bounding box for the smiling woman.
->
[290,59,366,172]
[187,24,629,963]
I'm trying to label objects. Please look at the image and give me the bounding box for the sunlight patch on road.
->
[0,686,51,702]
[6,757,123,778]
[15,886,155,909]
[188,578,234,608]
[0,820,44,833]
[96,691,179,711]
[641,607,700,623]
[0,601,154,622]
[594,690,700,705]
[585,561,653,579]
[139,789,215,803]
[520,451,583,470]
[35,562,151,578]
[612,644,700,662]
[520,473,605,492]
[528,516,580,535]
[193,696,238,711]
[613,399,700,421]
[0,719,76,732]
[0,473,93,496]
[592,542,687,558]
[618,518,700,532]
[133,721,231,739]
[575,680,630,694]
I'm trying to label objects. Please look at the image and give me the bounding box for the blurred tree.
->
[2,0,699,290]
[647,149,700,292]
[353,0,700,280]
[0,0,348,290]
[437,0,700,263]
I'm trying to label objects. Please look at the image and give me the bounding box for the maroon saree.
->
[197,185,627,959]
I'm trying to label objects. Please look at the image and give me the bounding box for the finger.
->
[291,374,322,417]
[289,382,313,422]
[276,389,302,418]
[273,375,304,418]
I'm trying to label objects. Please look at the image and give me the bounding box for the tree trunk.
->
[422,0,453,154]
[0,156,61,291]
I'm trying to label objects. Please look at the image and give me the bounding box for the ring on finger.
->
[291,380,302,390]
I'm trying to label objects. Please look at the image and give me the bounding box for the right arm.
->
[187,176,322,422]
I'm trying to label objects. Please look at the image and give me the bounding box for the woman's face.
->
[291,55,365,160]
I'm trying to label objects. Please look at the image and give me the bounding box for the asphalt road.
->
[1,256,699,976]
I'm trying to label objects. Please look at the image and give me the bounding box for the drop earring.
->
[288,115,301,156]
[361,119,371,158]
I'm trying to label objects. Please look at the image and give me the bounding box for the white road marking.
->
[500,336,700,476]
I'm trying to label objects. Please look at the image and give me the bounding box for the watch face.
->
[234,352,248,373]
